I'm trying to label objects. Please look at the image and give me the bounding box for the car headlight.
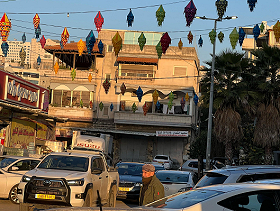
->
[67,178,84,186]
[22,175,31,182]
[178,187,192,192]
[134,183,142,187]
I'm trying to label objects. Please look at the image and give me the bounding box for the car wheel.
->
[83,188,93,207]
[9,184,19,204]
[106,185,117,207]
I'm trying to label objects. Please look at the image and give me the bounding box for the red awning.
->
[116,57,158,65]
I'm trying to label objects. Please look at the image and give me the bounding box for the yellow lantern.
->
[112,31,122,56]
[152,90,159,105]
[54,62,59,74]
[273,20,280,42]
[185,93,189,101]
[88,73,92,82]
[77,39,86,56]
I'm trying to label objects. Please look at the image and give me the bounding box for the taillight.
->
[153,160,157,162]
[164,161,169,163]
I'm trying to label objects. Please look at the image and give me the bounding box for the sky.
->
[1,0,280,66]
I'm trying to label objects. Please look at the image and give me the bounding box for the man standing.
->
[139,164,164,206]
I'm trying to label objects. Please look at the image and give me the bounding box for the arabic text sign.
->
[156,131,189,137]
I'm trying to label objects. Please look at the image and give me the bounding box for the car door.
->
[91,157,102,204]
[0,169,7,197]
[96,157,109,201]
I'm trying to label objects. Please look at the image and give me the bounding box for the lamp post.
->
[196,15,237,170]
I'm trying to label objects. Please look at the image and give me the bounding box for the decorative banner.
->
[184,0,197,27]
[132,102,137,113]
[185,93,189,101]
[1,42,9,57]
[247,0,257,12]
[156,101,161,110]
[37,56,41,65]
[209,29,216,44]
[188,31,193,44]
[253,24,260,41]
[33,13,40,29]
[54,62,59,74]
[160,32,171,54]
[99,102,104,111]
[77,39,86,56]
[260,22,264,33]
[239,27,246,46]
[0,13,11,42]
[216,0,228,19]
[273,20,280,42]
[98,40,104,54]
[218,31,224,43]
[127,9,134,27]
[180,97,186,109]
[71,68,76,81]
[110,103,114,111]
[198,35,203,47]
[178,38,183,50]
[103,78,111,94]
[152,89,159,105]
[88,73,92,82]
[35,25,41,39]
[229,27,239,50]
[156,5,165,26]
[194,94,199,105]
[94,11,104,33]
[120,82,126,95]
[22,33,26,43]
[112,31,122,56]
[142,102,149,116]
[61,27,69,47]
[86,30,96,55]
[40,35,46,48]
[19,47,26,65]
[136,86,143,102]
[156,41,163,59]
[138,32,146,51]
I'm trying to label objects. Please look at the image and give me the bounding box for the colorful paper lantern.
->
[188,31,193,44]
[77,39,86,56]
[216,0,228,19]
[136,86,143,102]
[110,103,114,111]
[132,103,137,113]
[99,102,104,111]
[253,24,260,41]
[260,22,264,33]
[156,41,163,59]
[229,27,239,50]
[156,5,165,26]
[94,11,104,33]
[120,83,126,95]
[180,97,186,109]
[185,93,189,101]
[35,25,41,39]
[198,35,203,47]
[168,100,173,110]
[88,73,92,82]
[37,55,41,65]
[142,102,149,116]
[178,38,183,50]
[127,9,134,27]
[273,20,280,42]
[247,0,257,12]
[112,31,122,56]
[138,32,146,51]
[103,78,111,94]
[33,13,40,29]
[152,90,159,105]
[218,31,224,43]
[160,32,171,54]
[71,68,76,81]
[61,27,69,47]
[19,47,26,65]
[156,101,161,110]
[40,35,46,48]
[209,29,216,44]
[0,13,11,42]
[54,62,59,74]
[86,30,96,55]
[98,40,104,54]
[169,91,174,102]
[239,27,246,46]
[60,40,64,50]
[184,0,197,27]
[1,42,8,57]
[194,94,199,105]
[22,33,26,43]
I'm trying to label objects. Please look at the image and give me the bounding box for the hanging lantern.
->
[71,68,76,81]
[61,27,69,47]
[54,62,59,74]
[273,20,280,42]
[168,100,173,110]
[1,42,8,57]
[260,22,264,33]
[121,101,125,111]
[35,25,41,39]
[40,35,46,48]
[180,97,186,109]
[185,93,189,101]
[94,11,104,33]
[184,0,197,27]
[98,40,104,54]
[152,90,159,105]
[86,30,96,55]
[136,86,143,102]
[229,27,239,50]
[110,103,114,111]
[188,31,193,44]
[247,0,257,12]
[127,9,134,27]
[239,27,246,46]
[138,32,146,51]
[156,5,165,26]
[253,24,260,41]
[89,101,93,109]
[120,83,126,95]
[22,33,26,43]
[178,38,183,50]
[112,31,122,56]
[19,47,26,65]
[142,102,149,116]
[216,0,228,19]
[218,31,224,43]
[156,41,163,59]
[156,101,161,110]
[169,92,174,102]
[209,29,216,45]
[132,103,137,113]
[194,94,199,105]
[88,73,92,82]
[77,39,86,56]
[198,35,203,47]
[37,55,41,65]
[99,102,104,111]
[60,40,64,50]
[103,78,111,94]
[160,32,171,54]
[33,13,40,29]
[0,13,11,42]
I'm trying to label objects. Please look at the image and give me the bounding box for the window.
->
[53,90,62,106]
[119,64,154,79]
[173,66,187,76]
[62,91,71,107]
[72,91,80,107]
[103,106,108,116]
[11,160,31,171]
[107,45,113,52]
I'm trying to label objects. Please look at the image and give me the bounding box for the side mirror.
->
[92,167,102,175]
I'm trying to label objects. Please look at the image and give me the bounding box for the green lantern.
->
[229,27,239,50]
[71,68,76,81]
[260,22,264,33]
[138,32,146,51]
[156,41,163,59]
[168,100,173,110]
[99,102,104,111]
[19,47,26,66]
[169,91,174,102]
[132,103,137,113]
[209,29,216,45]
[218,31,224,43]
[156,5,165,26]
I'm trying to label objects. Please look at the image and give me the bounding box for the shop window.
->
[62,91,71,107]
[145,101,153,113]
[53,90,62,107]
[72,91,80,107]
[81,91,90,108]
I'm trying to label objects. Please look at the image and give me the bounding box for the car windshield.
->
[195,173,228,188]
[146,189,223,209]
[117,164,143,176]
[155,156,168,160]
[37,155,89,172]
[0,158,17,168]
[156,172,189,183]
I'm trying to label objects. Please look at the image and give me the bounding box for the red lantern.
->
[61,27,69,47]
[94,11,104,33]
[143,102,149,116]
[120,83,126,95]
[160,32,171,54]
[103,78,111,94]
[33,13,40,29]
[40,35,46,48]
[0,13,11,42]
[188,31,193,44]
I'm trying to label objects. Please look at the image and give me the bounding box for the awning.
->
[116,57,158,65]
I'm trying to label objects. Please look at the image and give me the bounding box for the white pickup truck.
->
[17,135,119,210]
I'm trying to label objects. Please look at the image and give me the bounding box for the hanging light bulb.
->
[67,13,69,17]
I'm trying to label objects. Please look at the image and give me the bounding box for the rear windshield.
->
[0,158,17,168]
[156,172,189,183]
[155,156,168,160]
[195,173,228,188]
[146,189,223,209]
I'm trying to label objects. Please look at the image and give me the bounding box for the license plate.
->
[118,187,132,192]
[35,194,55,200]
[158,161,164,164]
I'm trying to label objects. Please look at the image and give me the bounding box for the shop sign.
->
[156,131,189,137]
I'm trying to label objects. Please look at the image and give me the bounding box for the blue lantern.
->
[136,86,143,102]
[35,25,41,39]
[253,24,260,41]
[194,94,199,105]
[239,27,246,46]
[247,0,257,12]
[198,35,203,47]
[86,30,96,55]
[37,56,41,65]
[98,40,104,54]
[156,101,161,110]
[127,9,134,27]
[110,103,114,111]
[1,42,9,57]
[60,40,64,49]
[22,33,26,43]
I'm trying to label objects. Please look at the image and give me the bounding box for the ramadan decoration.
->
[194,94,199,105]
[184,0,197,27]
[103,78,111,94]
[198,35,203,47]
[19,47,26,66]
[169,91,174,102]
[110,103,114,111]
[88,73,92,82]
[160,32,171,54]
[142,102,149,116]
[132,103,137,113]
[0,13,11,42]
[209,29,216,44]
[247,0,257,12]
[37,56,41,66]
[180,97,186,109]
[156,101,161,110]
[156,41,163,59]
[94,11,104,33]
[188,31,193,44]
[33,13,40,29]
[112,31,122,56]
[22,33,26,43]
[156,5,165,26]
[218,31,224,43]
[86,30,96,55]
[77,39,86,56]
[168,100,173,110]
[185,93,189,101]
[152,90,159,105]
[229,27,239,50]
[178,38,183,50]
[99,102,104,111]
[138,32,146,51]
[98,40,104,54]
[260,22,264,33]
[60,40,64,50]
[136,86,143,102]
[1,42,8,57]
[54,62,59,74]
[35,25,41,39]
[216,0,228,19]
[273,20,280,42]
[253,24,260,41]
[61,27,69,47]
[127,9,134,27]
[120,83,126,95]
[239,27,246,46]
[40,35,46,48]
[71,68,76,81]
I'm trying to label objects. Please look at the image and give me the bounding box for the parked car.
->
[179,158,225,172]
[152,155,173,169]
[155,170,198,196]
[116,162,165,200]
[194,165,280,189]
[146,183,280,210]
[0,156,41,204]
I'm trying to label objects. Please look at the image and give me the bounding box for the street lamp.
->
[196,14,237,170]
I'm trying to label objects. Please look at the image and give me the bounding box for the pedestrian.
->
[139,164,164,206]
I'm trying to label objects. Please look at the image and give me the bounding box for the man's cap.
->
[142,164,155,172]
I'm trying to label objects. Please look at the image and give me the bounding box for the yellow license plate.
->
[158,161,164,164]
[118,187,132,192]
[35,194,55,200]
